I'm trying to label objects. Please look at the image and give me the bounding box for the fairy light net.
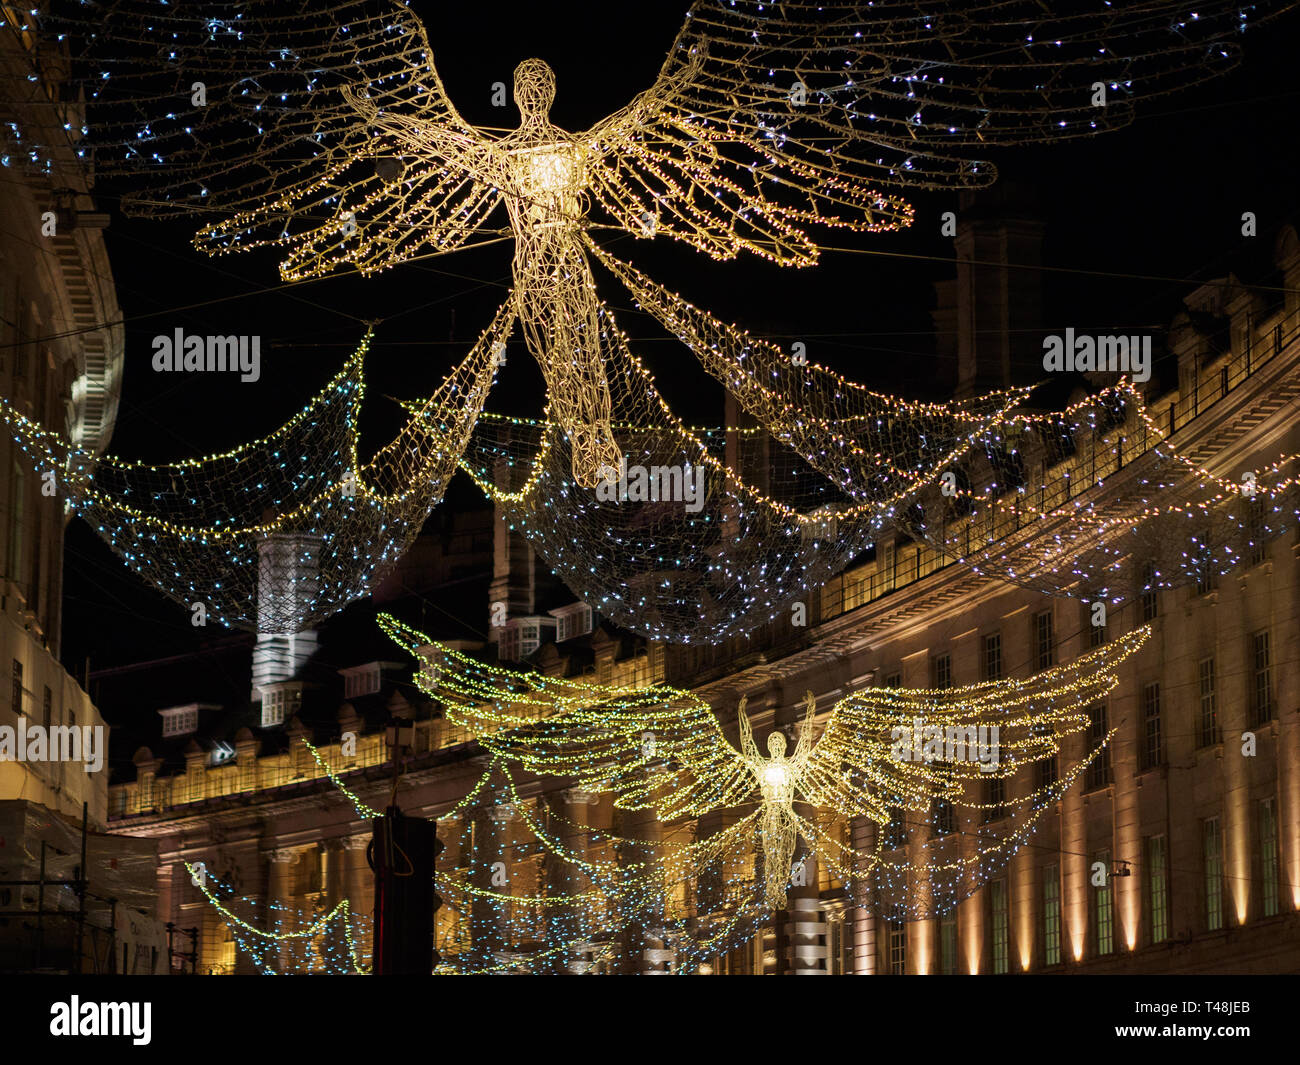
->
[0,313,510,630]
[888,380,1300,606]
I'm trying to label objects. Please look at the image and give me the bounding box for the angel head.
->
[766,730,788,759]
[514,59,557,122]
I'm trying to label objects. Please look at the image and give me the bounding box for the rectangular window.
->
[990,878,1009,974]
[1203,817,1224,932]
[984,777,1007,822]
[1195,534,1217,595]
[1089,600,1107,647]
[931,794,955,837]
[1260,799,1279,919]
[1247,498,1267,567]
[1094,848,1114,955]
[886,919,906,975]
[42,685,51,730]
[1251,631,1273,725]
[1146,835,1169,944]
[8,460,25,589]
[983,633,1002,681]
[883,672,901,689]
[1140,561,1159,621]
[1043,864,1061,967]
[939,910,958,975]
[1141,682,1162,770]
[883,806,907,851]
[1035,611,1055,671]
[11,659,22,718]
[931,653,952,690]
[1198,657,1219,747]
[1085,703,1111,791]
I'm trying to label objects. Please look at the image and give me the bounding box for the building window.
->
[1094,849,1114,955]
[261,690,288,728]
[1085,703,1110,791]
[1146,835,1169,944]
[1140,561,1158,621]
[1246,498,1267,567]
[1034,611,1054,671]
[1032,720,1057,790]
[1197,657,1219,747]
[42,686,51,730]
[1042,864,1061,967]
[984,777,1007,822]
[939,910,958,975]
[1194,534,1217,595]
[990,878,1009,974]
[498,625,521,662]
[1250,631,1273,725]
[161,707,200,738]
[883,672,901,689]
[881,540,897,592]
[1260,799,1279,919]
[931,794,955,837]
[983,633,1002,681]
[11,659,22,718]
[931,653,952,690]
[343,666,381,700]
[1140,683,1162,770]
[1203,817,1224,932]
[1089,601,1107,647]
[882,807,907,851]
[553,603,593,642]
[886,919,906,975]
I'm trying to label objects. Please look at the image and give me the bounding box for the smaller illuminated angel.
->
[382,615,1150,909]
[736,692,818,909]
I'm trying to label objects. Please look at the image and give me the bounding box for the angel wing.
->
[584,0,1295,264]
[798,624,1151,821]
[41,1,503,278]
[379,616,756,820]
[471,696,759,822]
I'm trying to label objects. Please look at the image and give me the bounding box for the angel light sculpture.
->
[381,614,1151,912]
[28,0,1294,492]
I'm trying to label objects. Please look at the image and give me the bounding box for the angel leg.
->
[514,233,621,488]
[760,803,799,910]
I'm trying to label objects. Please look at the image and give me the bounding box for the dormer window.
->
[549,602,594,643]
[259,683,302,728]
[159,705,200,738]
[341,665,381,700]
[498,616,557,661]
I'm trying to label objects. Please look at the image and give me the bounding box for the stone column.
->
[776,702,827,975]
[336,835,372,972]
[547,788,596,973]
[615,783,668,974]
[850,815,877,974]
[470,803,516,961]
[265,848,296,972]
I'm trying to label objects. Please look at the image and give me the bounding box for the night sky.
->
[58,4,1300,744]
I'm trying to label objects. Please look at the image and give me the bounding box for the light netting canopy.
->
[1,314,510,630]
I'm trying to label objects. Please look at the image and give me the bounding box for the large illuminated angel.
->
[37,1,1295,489]
[382,615,1150,909]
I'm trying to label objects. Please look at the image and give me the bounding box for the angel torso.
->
[504,139,588,230]
[756,757,797,806]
